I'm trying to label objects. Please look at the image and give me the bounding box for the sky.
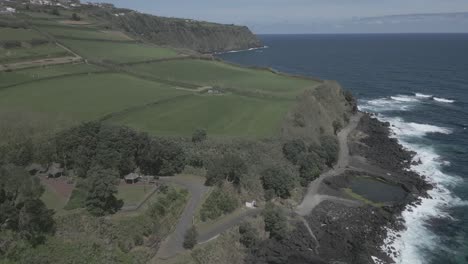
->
[91,0,468,33]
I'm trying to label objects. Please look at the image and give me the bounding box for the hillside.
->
[90,9,263,53]
[0,2,358,264]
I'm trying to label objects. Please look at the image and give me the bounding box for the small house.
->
[124,173,141,184]
[47,163,64,178]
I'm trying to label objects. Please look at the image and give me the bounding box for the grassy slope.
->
[60,39,180,63]
[0,27,46,41]
[0,43,69,63]
[129,59,316,98]
[109,94,292,137]
[0,73,189,121]
[38,25,134,41]
[0,63,105,87]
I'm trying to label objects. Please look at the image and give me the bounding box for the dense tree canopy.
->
[282,139,307,165]
[191,128,207,143]
[261,166,295,199]
[84,166,123,216]
[262,203,287,240]
[205,153,247,186]
[52,122,186,178]
[0,165,55,245]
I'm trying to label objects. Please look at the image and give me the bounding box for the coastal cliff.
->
[91,9,262,53]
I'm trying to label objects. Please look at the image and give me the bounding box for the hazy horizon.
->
[90,1,468,34]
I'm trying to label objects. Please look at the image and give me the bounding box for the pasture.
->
[39,25,134,41]
[60,39,180,63]
[0,73,188,124]
[129,59,318,98]
[0,27,46,41]
[108,94,292,137]
[0,63,105,87]
[0,44,69,63]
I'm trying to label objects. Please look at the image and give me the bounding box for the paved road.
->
[296,112,363,216]
[156,175,210,259]
[198,208,261,243]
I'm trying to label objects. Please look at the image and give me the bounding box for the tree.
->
[262,203,287,240]
[320,136,339,167]
[71,13,81,21]
[84,166,123,216]
[0,165,55,245]
[192,128,207,143]
[297,153,321,187]
[239,222,258,247]
[282,139,306,164]
[50,8,60,16]
[183,226,198,249]
[261,166,295,199]
[205,153,247,186]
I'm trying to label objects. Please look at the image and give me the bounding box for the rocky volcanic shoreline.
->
[246,113,433,264]
[308,113,433,264]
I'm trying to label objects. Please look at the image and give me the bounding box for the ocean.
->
[218,34,468,264]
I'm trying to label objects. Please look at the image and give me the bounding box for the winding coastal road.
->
[296,112,363,216]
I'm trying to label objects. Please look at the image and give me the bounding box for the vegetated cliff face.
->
[282,80,356,142]
[92,9,262,53]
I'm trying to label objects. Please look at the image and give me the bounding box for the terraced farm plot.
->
[39,25,134,41]
[0,44,69,63]
[60,39,180,63]
[0,63,105,87]
[109,94,292,137]
[0,73,189,124]
[129,59,318,98]
[0,27,46,41]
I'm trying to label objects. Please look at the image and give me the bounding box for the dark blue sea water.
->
[219,34,468,264]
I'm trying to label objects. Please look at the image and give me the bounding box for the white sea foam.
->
[414,93,432,98]
[390,95,419,102]
[369,113,466,264]
[359,95,420,112]
[381,116,452,137]
[433,97,455,103]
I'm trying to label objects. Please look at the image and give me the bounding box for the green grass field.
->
[0,44,69,63]
[41,185,68,212]
[39,25,134,41]
[109,94,292,137]
[117,184,155,206]
[0,27,46,41]
[129,59,318,98]
[60,39,180,63]
[0,73,188,123]
[0,63,105,87]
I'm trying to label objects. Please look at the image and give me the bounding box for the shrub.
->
[261,166,295,199]
[192,128,207,143]
[297,153,321,186]
[333,120,342,135]
[282,139,306,164]
[320,135,339,167]
[200,188,238,221]
[239,222,258,247]
[262,203,287,240]
[183,226,198,249]
[71,13,81,21]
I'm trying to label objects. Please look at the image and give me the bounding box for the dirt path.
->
[296,112,363,216]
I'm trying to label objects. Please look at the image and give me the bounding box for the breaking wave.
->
[433,97,455,103]
[361,96,465,264]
